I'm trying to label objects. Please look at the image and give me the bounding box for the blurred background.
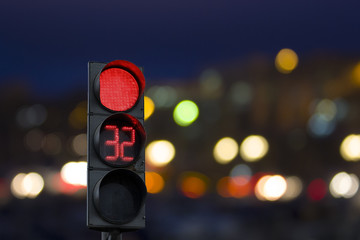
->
[1,0,360,239]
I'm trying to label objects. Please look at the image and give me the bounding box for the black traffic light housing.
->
[87,60,146,232]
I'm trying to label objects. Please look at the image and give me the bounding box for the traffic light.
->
[87,60,147,231]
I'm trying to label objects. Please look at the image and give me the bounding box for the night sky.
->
[0,0,359,96]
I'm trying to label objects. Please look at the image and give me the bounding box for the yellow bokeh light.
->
[23,172,45,198]
[330,172,359,198]
[315,99,337,121]
[144,96,155,120]
[11,172,44,199]
[275,48,298,74]
[71,133,87,156]
[254,175,271,201]
[68,101,87,129]
[146,140,175,167]
[351,62,360,86]
[213,137,238,164]
[255,175,287,201]
[11,173,27,199]
[340,134,360,161]
[145,172,165,194]
[281,176,303,201]
[240,135,269,162]
[60,161,87,186]
[173,100,199,127]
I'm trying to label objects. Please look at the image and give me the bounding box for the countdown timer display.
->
[97,113,145,167]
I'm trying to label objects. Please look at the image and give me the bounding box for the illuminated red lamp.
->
[96,60,145,112]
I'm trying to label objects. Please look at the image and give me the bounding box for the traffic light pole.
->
[101,231,122,240]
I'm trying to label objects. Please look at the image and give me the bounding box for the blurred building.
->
[1,51,360,239]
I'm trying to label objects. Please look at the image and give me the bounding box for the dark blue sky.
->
[0,0,359,97]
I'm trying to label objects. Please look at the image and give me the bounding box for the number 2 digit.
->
[120,126,135,162]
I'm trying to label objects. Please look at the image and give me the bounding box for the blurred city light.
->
[60,161,87,187]
[217,175,252,198]
[146,86,178,109]
[217,177,232,198]
[334,98,349,121]
[11,172,44,199]
[11,173,27,199]
[144,96,155,120]
[275,48,298,74]
[240,135,269,162]
[255,175,287,201]
[351,62,360,86]
[308,99,338,137]
[229,177,251,198]
[329,172,359,198]
[307,113,336,137]
[146,140,175,167]
[199,69,223,98]
[281,176,303,201]
[71,133,87,156]
[68,101,87,129]
[179,172,208,199]
[42,133,62,155]
[173,100,199,127]
[24,128,44,152]
[315,99,337,121]
[254,175,271,201]
[213,137,238,164]
[229,81,253,108]
[223,164,253,198]
[340,134,360,161]
[49,172,85,195]
[23,172,45,198]
[229,164,252,182]
[145,171,165,194]
[307,178,327,201]
[16,104,47,128]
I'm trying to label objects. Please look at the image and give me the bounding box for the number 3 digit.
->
[104,125,119,161]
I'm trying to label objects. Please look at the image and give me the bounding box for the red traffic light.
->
[97,60,145,112]
[87,60,146,231]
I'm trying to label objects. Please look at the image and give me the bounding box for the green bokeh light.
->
[173,100,199,127]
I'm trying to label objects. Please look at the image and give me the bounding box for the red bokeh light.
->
[99,68,139,111]
[52,173,85,195]
[307,178,327,201]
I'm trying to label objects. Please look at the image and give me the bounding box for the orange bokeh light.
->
[145,172,165,194]
[228,176,251,198]
[217,176,251,198]
[180,173,208,199]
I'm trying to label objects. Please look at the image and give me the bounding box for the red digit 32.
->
[104,125,135,162]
